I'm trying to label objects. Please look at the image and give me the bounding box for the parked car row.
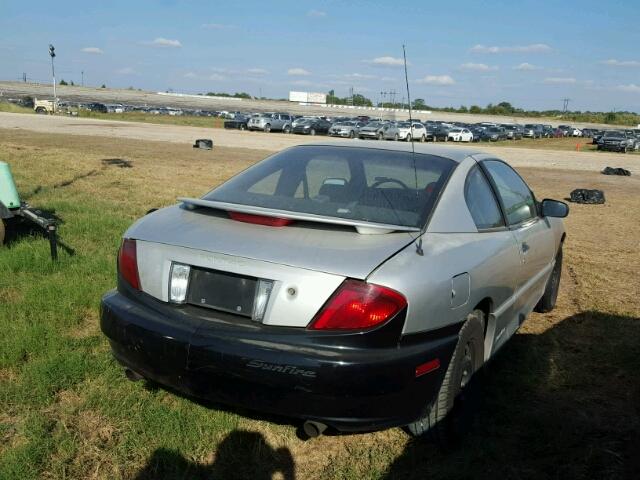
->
[223,113,640,151]
[8,97,637,151]
[595,130,640,152]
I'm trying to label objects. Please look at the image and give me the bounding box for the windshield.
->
[205,145,456,228]
[604,131,624,137]
[364,122,382,128]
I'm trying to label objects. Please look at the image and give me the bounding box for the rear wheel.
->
[407,310,485,445]
[394,133,399,141]
[349,130,355,139]
[535,247,563,313]
[35,107,47,114]
[378,132,384,140]
[420,134,426,143]
[283,125,291,134]
[264,124,271,133]
[406,134,412,142]
[310,128,316,136]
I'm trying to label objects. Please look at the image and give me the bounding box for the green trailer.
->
[0,161,59,259]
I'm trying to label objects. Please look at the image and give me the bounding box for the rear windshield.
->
[205,145,457,228]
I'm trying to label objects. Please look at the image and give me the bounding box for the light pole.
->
[49,44,56,112]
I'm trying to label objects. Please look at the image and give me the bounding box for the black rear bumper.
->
[100,287,460,432]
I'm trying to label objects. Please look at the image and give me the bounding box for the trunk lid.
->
[127,205,414,280]
[128,206,414,327]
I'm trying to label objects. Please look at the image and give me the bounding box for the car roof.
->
[299,141,483,163]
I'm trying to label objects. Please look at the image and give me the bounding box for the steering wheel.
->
[371,177,410,189]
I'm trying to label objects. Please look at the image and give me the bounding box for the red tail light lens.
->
[228,212,293,227]
[118,238,140,290]
[309,279,407,330]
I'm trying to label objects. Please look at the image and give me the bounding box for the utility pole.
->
[562,98,570,114]
[22,72,27,83]
[81,70,84,86]
[380,91,388,108]
[49,44,56,112]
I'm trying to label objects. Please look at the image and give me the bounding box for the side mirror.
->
[541,199,569,218]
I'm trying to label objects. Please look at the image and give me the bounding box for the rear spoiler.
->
[177,197,420,235]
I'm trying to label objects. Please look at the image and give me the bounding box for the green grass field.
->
[1,130,639,479]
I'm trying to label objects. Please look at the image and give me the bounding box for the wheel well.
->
[473,298,493,338]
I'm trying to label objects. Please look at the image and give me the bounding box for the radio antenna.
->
[402,44,423,255]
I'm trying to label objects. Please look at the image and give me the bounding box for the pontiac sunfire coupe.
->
[100,142,568,439]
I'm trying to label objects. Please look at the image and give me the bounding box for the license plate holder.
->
[187,268,257,317]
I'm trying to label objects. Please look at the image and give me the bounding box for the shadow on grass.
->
[133,430,295,480]
[3,209,75,256]
[131,311,640,480]
[382,310,640,480]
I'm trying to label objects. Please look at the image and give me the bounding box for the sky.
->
[2,0,640,112]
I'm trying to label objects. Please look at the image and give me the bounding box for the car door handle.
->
[521,242,530,254]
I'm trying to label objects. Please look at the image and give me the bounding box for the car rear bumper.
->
[100,287,459,432]
[599,144,625,151]
[358,131,380,138]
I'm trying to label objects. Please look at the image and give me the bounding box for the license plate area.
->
[187,267,258,318]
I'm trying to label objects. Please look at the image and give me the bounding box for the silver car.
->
[329,121,365,138]
[101,142,567,439]
[358,121,386,140]
[247,112,292,133]
[382,121,428,142]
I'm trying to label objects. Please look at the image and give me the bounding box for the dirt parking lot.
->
[0,112,638,174]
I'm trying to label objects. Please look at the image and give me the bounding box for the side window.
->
[248,169,282,195]
[464,166,505,230]
[482,160,537,225]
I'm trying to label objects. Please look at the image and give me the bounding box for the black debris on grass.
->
[602,166,631,176]
[569,189,606,204]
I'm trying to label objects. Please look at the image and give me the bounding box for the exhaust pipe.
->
[303,420,327,438]
[124,368,144,382]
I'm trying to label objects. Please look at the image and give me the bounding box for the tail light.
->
[309,279,407,330]
[228,212,293,227]
[118,238,140,290]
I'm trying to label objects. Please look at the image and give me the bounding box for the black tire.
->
[349,130,355,139]
[534,246,562,313]
[406,134,412,142]
[394,133,399,141]
[310,128,316,136]
[420,134,426,143]
[407,310,485,445]
[35,107,47,114]
[378,132,384,140]
[264,124,271,133]
[283,125,291,134]
[240,124,246,131]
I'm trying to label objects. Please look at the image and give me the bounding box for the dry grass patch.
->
[1,129,639,479]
